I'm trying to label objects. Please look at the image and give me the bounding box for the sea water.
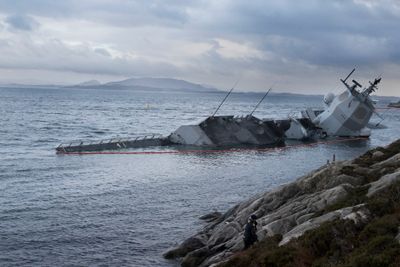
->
[0,87,399,266]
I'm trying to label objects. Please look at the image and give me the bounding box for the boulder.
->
[199,252,233,267]
[224,234,244,252]
[372,150,385,159]
[343,208,370,224]
[207,222,241,247]
[163,235,207,259]
[367,169,400,197]
[297,162,347,192]
[181,247,211,267]
[371,153,400,170]
[318,174,363,189]
[260,184,350,235]
[296,213,315,225]
[279,204,369,246]
[199,211,223,223]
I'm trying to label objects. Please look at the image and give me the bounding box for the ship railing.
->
[57,134,164,149]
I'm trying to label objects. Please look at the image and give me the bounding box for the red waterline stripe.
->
[57,137,369,156]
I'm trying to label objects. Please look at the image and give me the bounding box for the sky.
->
[0,0,399,95]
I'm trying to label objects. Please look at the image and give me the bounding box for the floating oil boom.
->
[56,69,381,153]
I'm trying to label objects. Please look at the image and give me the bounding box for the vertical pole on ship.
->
[249,86,273,116]
[211,80,239,117]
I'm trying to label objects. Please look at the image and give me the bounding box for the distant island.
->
[68,77,219,93]
[0,77,219,93]
[75,80,102,87]
[0,79,398,101]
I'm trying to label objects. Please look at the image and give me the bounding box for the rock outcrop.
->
[164,139,400,267]
[279,204,370,246]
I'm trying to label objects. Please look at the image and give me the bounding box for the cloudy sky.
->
[0,0,399,95]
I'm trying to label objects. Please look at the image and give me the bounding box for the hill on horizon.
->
[76,80,101,87]
[71,77,218,92]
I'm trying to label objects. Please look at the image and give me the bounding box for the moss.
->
[384,139,400,157]
[340,235,400,267]
[218,235,288,267]
[261,246,296,267]
[340,165,355,175]
[220,187,400,267]
[301,219,359,261]
[219,139,400,267]
[221,211,400,267]
[359,215,399,241]
[352,149,381,167]
[315,173,400,219]
[339,165,381,184]
[353,139,400,167]
[367,180,400,217]
[367,197,395,217]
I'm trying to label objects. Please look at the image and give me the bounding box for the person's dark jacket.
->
[243,221,258,249]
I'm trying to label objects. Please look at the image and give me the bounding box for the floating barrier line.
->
[57,137,369,156]
[376,107,400,111]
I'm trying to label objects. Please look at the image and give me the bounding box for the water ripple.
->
[0,87,399,267]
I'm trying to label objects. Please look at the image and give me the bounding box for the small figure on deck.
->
[243,214,258,249]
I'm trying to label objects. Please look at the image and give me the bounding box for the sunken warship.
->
[56,69,381,154]
[388,100,400,108]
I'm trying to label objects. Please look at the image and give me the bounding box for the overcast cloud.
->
[0,0,399,95]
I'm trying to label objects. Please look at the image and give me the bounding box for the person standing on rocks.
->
[243,214,258,249]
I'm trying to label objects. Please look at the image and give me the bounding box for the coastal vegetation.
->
[165,139,400,267]
[220,140,400,267]
[220,182,400,267]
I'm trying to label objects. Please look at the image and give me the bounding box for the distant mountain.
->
[104,77,217,92]
[0,83,60,89]
[76,80,101,87]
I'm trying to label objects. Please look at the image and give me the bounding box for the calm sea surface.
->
[0,87,399,267]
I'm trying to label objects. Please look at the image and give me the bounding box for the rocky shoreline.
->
[164,139,400,267]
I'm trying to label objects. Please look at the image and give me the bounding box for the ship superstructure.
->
[307,69,380,137]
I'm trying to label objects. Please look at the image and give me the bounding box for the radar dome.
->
[323,93,335,106]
